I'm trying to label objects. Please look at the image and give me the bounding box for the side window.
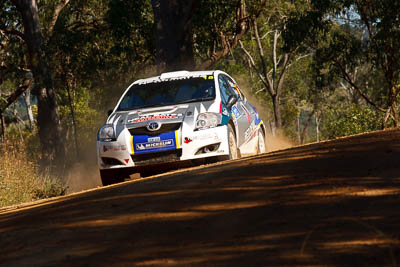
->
[218,75,235,104]
[225,76,243,100]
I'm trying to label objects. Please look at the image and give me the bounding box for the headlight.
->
[98,125,115,141]
[195,112,222,130]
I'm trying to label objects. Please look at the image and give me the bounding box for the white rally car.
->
[97,70,266,185]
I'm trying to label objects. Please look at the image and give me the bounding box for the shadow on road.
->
[1,129,400,266]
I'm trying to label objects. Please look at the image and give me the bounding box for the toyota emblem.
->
[146,121,161,131]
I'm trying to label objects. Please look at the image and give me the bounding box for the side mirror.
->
[107,109,113,116]
[226,95,238,109]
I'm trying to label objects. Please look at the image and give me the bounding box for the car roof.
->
[134,70,219,85]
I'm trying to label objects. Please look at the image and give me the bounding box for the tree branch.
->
[252,20,267,80]
[251,18,274,95]
[48,0,70,35]
[197,0,252,70]
[0,79,31,114]
[239,40,268,88]
[0,27,25,42]
[334,59,385,113]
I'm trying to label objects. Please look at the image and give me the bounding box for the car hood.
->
[106,101,216,133]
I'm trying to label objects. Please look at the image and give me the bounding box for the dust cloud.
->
[63,141,102,194]
[64,161,102,194]
[265,133,293,152]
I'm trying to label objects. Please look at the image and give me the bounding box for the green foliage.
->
[285,0,400,126]
[192,0,239,62]
[321,104,381,139]
[57,86,105,162]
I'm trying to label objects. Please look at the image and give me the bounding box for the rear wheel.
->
[100,169,124,186]
[228,124,239,160]
[257,129,266,154]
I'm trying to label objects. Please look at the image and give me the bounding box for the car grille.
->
[131,149,182,166]
[128,122,181,136]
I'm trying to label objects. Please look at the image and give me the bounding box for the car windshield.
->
[117,77,216,111]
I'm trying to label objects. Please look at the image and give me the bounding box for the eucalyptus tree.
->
[238,0,310,130]
[5,0,67,170]
[2,0,155,163]
[148,0,266,72]
[285,0,400,128]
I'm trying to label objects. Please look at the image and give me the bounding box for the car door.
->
[218,74,251,147]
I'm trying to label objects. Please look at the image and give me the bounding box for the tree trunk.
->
[315,115,320,142]
[300,110,315,144]
[296,111,300,144]
[269,120,276,136]
[151,0,196,73]
[272,94,282,129]
[390,101,399,127]
[0,112,5,142]
[12,0,65,171]
[66,79,79,159]
[23,89,35,130]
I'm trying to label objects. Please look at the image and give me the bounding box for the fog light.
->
[195,143,220,155]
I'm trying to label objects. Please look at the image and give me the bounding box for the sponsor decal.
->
[184,137,192,144]
[231,106,241,118]
[222,108,229,116]
[128,116,176,124]
[189,133,219,142]
[127,114,183,124]
[148,136,161,142]
[103,144,126,152]
[131,131,179,154]
[124,159,129,164]
[136,139,174,151]
[244,123,256,141]
[241,103,252,123]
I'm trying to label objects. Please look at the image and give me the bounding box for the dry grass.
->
[0,141,66,208]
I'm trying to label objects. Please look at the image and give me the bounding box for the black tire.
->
[257,128,267,154]
[100,169,124,186]
[228,124,239,160]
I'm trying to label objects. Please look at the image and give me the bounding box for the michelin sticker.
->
[136,139,174,151]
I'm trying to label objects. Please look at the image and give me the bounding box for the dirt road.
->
[1,129,400,266]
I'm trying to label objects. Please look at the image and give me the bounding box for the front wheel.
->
[257,129,266,154]
[100,169,124,186]
[228,124,239,160]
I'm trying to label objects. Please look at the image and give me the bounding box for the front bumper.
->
[97,125,229,170]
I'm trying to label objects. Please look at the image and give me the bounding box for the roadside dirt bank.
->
[1,128,400,266]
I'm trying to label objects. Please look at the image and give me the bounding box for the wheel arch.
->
[227,119,237,140]
[227,119,241,158]
[259,122,266,137]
